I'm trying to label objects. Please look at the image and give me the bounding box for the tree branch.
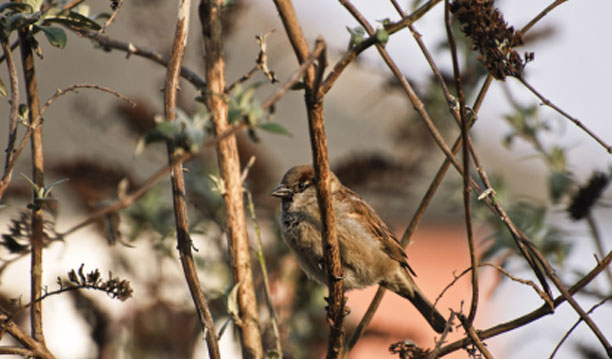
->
[18,16,46,346]
[0,37,19,200]
[75,30,207,89]
[200,1,263,357]
[163,2,221,358]
[444,0,478,325]
[433,250,612,357]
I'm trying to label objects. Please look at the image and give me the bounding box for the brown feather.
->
[335,187,417,277]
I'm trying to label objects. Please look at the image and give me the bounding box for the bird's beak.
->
[271,184,291,198]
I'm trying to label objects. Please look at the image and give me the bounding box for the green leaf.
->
[346,26,365,49]
[18,103,29,119]
[45,10,101,31]
[258,122,292,136]
[375,28,389,45]
[0,77,7,98]
[23,0,42,12]
[8,12,36,31]
[37,26,66,49]
[0,3,33,14]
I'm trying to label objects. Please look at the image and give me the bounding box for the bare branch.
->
[200,0,263,357]
[41,84,134,115]
[76,30,207,89]
[18,20,46,346]
[0,315,54,359]
[519,77,612,154]
[444,0,478,325]
[164,1,221,358]
[549,295,612,359]
[434,250,612,357]
[0,38,20,199]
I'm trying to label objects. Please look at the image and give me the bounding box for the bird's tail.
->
[384,278,447,333]
[407,288,447,334]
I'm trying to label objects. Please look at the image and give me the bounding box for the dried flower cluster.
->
[450,0,526,80]
[567,171,609,220]
[63,264,133,301]
[389,340,427,359]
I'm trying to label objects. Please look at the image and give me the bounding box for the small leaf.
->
[23,0,42,12]
[346,26,365,49]
[45,10,101,31]
[37,26,67,49]
[375,28,389,45]
[18,104,29,119]
[377,18,392,27]
[8,12,34,31]
[0,3,33,13]
[258,122,292,136]
[226,281,241,318]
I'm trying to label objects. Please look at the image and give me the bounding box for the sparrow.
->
[271,164,446,333]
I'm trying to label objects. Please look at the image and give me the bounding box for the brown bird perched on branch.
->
[271,164,446,333]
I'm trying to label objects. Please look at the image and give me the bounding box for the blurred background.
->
[0,0,611,358]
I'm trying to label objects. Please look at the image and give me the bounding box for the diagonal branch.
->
[433,250,612,357]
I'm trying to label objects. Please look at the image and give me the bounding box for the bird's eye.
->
[298,180,308,191]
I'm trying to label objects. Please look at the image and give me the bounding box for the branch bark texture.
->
[200,1,263,358]
[17,21,45,345]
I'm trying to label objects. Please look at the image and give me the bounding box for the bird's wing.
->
[338,188,417,277]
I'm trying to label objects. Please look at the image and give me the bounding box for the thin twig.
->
[519,77,612,154]
[57,48,314,239]
[62,0,85,10]
[226,30,278,94]
[75,30,207,89]
[0,314,54,359]
[520,0,568,34]
[0,38,19,198]
[444,0,478,325]
[164,1,221,358]
[344,0,568,353]
[427,312,456,359]
[40,84,135,115]
[549,295,612,359]
[99,0,124,32]
[434,263,551,311]
[245,175,283,357]
[459,314,494,359]
[586,214,612,285]
[434,250,612,357]
[319,0,442,96]
[261,40,325,110]
[0,84,134,200]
